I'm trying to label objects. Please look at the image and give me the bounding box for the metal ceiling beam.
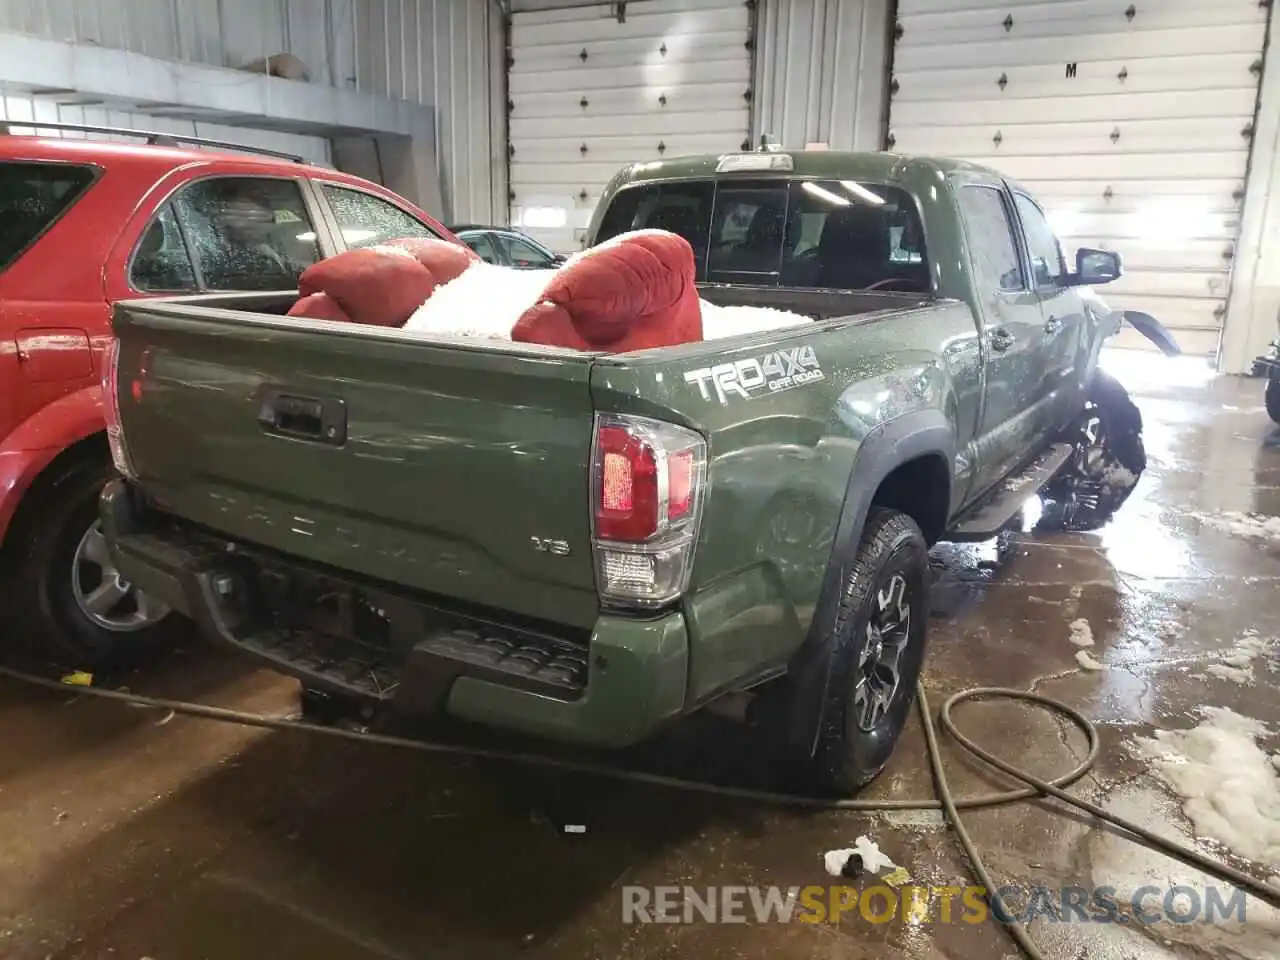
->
[0,30,436,139]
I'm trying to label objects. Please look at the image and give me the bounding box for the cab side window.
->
[131,176,322,293]
[958,185,1025,293]
[321,184,438,249]
[1014,193,1065,287]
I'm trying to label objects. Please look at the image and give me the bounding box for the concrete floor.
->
[2,352,1278,960]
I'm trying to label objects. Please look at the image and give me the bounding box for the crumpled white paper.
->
[823,835,898,877]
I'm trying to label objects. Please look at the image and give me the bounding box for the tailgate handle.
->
[256,387,347,446]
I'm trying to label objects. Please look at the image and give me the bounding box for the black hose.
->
[2,664,1276,960]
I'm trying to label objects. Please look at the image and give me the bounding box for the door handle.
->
[1044,315,1062,334]
[990,327,1015,352]
[256,385,347,446]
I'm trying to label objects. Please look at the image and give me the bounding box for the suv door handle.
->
[990,327,1016,352]
[1044,315,1062,334]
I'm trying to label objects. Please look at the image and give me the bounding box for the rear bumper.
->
[100,480,689,748]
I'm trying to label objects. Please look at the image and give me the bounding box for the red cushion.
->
[287,292,353,324]
[296,248,436,327]
[511,230,702,351]
[381,236,480,287]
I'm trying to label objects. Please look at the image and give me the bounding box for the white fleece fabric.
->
[698,299,811,340]
[402,261,553,339]
[400,260,811,345]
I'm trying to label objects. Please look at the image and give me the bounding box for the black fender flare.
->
[778,409,956,755]
[1121,310,1181,357]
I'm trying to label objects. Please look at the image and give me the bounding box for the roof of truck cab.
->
[608,150,1001,186]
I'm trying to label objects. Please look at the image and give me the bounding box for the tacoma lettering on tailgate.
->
[684,345,825,405]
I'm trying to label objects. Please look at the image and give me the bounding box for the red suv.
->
[0,123,454,665]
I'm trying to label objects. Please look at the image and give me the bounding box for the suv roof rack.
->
[0,120,307,162]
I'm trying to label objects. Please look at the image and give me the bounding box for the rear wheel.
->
[776,509,931,795]
[1038,372,1146,532]
[1266,378,1280,425]
[8,456,179,668]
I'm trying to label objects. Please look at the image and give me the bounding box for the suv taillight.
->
[101,337,137,480]
[590,413,707,607]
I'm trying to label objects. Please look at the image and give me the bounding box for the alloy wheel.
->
[71,521,170,632]
[852,572,912,732]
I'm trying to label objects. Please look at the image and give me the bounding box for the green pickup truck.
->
[98,150,1169,792]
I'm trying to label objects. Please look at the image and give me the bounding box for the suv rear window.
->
[0,162,97,271]
[596,178,928,293]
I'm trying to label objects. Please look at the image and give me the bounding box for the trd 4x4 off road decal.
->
[684,345,825,405]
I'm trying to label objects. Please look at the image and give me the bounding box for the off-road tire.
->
[1266,378,1280,426]
[6,456,182,669]
[779,508,931,795]
[1039,372,1146,532]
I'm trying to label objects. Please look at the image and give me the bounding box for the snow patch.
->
[1067,618,1095,647]
[1075,649,1106,671]
[1192,629,1278,686]
[1205,662,1255,685]
[1132,707,1280,871]
[1088,781,1280,960]
[1191,510,1280,543]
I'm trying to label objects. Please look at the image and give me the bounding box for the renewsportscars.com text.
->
[621,884,1248,926]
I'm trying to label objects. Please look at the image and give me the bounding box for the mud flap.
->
[1121,310,1181,357]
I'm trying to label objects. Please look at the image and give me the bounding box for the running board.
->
[946,443,1074,541]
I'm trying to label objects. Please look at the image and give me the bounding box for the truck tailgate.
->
[112,300,601,630]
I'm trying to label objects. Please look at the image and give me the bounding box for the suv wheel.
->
[1266,378,1280,426]
[9,457,179,668]
[775,508,931,795]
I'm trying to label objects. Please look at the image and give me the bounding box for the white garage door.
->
[888,0,1270,358]
[508,0,754,253]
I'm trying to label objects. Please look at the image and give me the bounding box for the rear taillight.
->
[590,413,707,607]
[101,337,137,480]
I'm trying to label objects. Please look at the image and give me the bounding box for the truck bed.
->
[107,285,941,632]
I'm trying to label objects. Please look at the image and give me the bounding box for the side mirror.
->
[1071,247,1122,286]
[551,254,567,266]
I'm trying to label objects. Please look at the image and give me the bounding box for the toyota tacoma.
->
[97,150,1171,791]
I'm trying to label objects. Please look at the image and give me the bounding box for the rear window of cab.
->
[595,178,928,294]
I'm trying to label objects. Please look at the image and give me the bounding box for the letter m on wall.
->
[1065,62,1078,78]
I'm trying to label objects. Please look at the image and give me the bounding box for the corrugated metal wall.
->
[752,0,892,151]
[0,95,335,165]
[346,0,504,222]
[0,0,503,222]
